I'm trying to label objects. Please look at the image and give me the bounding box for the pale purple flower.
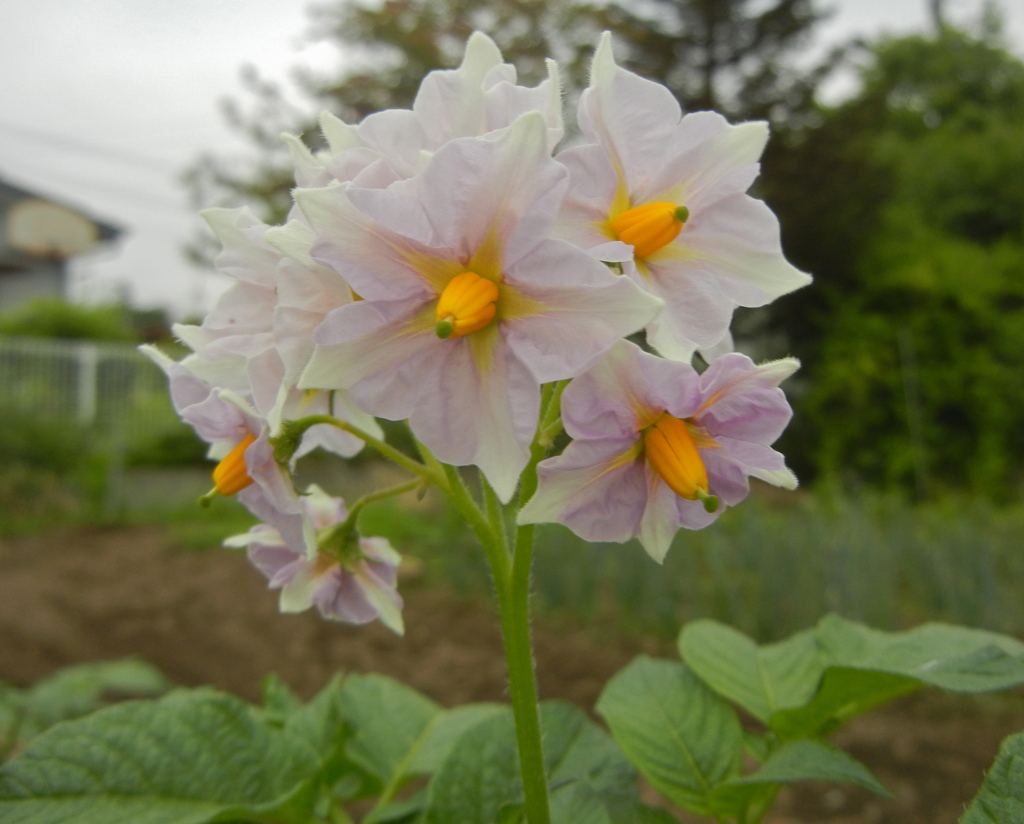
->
[141,346,303,523]
[555,33,811,361]
[284,31,563,189]
[297,113,661,501]
[225,485,404,634]
[518,341,799,562]
[166,207,380,459]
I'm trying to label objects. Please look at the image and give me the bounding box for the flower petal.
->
[639,264,736,361]
[580,33,682,193]
[502,241,662,383]
[300,299,444,421]
[415,111,567,267]
[518,436,646,543]
[353,563,405,635]
[677,194,812,304]
[296,184,439,303]
[408,327,538,502]
[559,340,702,440]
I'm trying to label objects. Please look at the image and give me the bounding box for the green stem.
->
[499,418,555,824]
[443,465,504,579]
[413,434,447,481]
[431,381,571,824]
[438,464,549,823]
[318,478,425,555]
[503,520,548,824]
[481,474,510,558]
[346,478,426,520]
[280,415,444,487]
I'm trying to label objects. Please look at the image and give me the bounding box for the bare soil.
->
[1,524,1021,823]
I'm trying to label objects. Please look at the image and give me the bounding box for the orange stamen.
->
[610,202,689,259]
[435,271,499,339]
[212,434,257,496]
[643,413,718,512]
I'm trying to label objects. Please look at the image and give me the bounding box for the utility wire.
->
[0,159,190,215]
[0,118,181,173]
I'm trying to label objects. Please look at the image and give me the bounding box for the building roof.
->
[0,177,122,270]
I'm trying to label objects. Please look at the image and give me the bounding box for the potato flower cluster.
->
[148,32,808,632]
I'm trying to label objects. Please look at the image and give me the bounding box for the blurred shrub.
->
[125,424,208,468]
[762,22,1024,497]
[363,484,1024,643]
[0,298,136,342]
[0,407,106,535]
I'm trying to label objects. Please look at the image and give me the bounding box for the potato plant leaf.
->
[425,701,637,824]
[961,731,1024,824]
[338,673,441,788]
[678,620,824,723]
[596,655,743,817]
[0,688,327,824]
[683,616,1024,741]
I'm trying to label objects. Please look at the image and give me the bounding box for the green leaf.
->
[261,673,304,723]
[742,731,772,764]
[595,655,743,816]
[18,659,171,739]
[708,739,890,821]
[283,675,348,777]
[772,616,1024,739]
[961,731,1024,824]
[0,688,325,824]
[425,701,636,824]
[770,667,920,739]
[363,703,507,822]
[339,673,441,786]
[549,781,611,824]
[541,700,637,820]
[817,616,1024,693]
[721,738,890,795]
[364,789,427,824]
[679,620,824,723]
[628,805,679,824]
[408,703,508,776]
[424,707,518,824]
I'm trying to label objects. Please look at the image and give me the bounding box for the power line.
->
[0,118,181,173]
[0,160,191,216]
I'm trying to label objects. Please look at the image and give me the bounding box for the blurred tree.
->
[183,0,835,235]
[582,0,836,123]
[762,17,1024,496]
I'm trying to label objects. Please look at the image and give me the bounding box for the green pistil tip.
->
[695,487,719,513]
[435,319,454,339]
[674,206,690,224]
[198,488,218,509]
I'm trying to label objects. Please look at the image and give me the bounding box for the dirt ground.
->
[1,523,1021,824]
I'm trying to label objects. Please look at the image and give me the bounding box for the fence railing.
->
[0,336,180,512]
[0,335,175,435]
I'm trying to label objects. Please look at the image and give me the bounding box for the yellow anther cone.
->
[610,202,689,259]
[212,434,257,496]
[643,413,718,512]
[435,271,499,339]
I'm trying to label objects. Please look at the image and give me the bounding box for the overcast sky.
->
[1,0,1021,318]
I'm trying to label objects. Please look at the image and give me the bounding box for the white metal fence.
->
[0,335,174,436]
[0,336,181,511]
